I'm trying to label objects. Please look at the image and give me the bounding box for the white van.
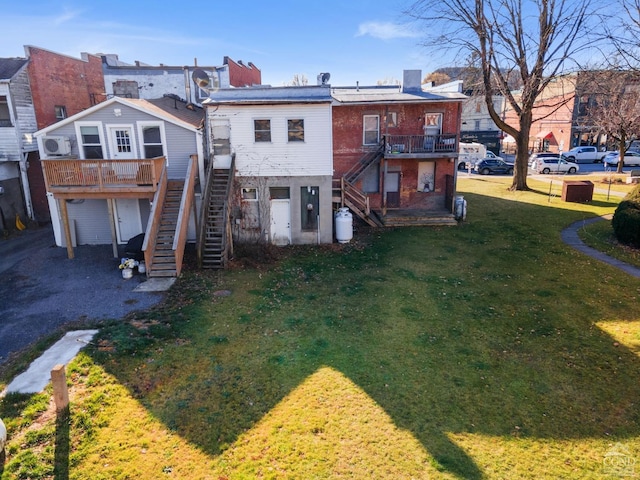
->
[458,142,487,170]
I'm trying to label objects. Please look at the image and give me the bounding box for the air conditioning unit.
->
[42,136,71,156]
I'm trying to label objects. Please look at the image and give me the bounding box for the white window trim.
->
[136,121,168,164]
[287,118,305,143]
[363,114,380,145]
[74,121,106,159]
[106,124,138,159]
[241,187,258,201]
[253,118,272,143]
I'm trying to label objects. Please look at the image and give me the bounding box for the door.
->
[114,199,143,244]
[108,126,137,159]
[270,199,291,246]
[384,172,400,208]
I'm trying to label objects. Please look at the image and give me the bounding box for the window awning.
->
[535,130,555,139]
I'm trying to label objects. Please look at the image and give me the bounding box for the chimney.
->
[402,70,422,93]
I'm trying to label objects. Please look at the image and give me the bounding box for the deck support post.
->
[59,199,74,259]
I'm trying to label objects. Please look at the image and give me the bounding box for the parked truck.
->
[458,142,487,170]
[562,146,611,163]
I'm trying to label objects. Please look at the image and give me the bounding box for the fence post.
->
[51,364,69,412]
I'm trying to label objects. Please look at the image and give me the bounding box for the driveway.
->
[0,225,166,364]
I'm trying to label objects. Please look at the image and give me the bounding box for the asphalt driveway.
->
[0,225,166,364]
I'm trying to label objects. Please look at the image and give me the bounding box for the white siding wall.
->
[211,103,332,177]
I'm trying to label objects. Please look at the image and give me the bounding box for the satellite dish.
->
[322,72,331,84]
[192,68,210,89]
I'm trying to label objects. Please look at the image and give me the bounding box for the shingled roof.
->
[0,58,28,81]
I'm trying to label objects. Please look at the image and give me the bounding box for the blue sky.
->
[0,0,451,87]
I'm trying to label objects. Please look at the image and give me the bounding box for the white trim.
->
[106,124,138,160]
[74,121,106,159]
[136,121,168,164]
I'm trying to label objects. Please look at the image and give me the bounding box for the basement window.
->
[241,188,257,201]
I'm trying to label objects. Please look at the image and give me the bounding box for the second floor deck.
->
[41,157,166,199]
[384,134,458,159]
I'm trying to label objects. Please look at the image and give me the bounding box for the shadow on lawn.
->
[91,192,640,479]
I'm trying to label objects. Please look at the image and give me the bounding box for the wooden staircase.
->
[334,145,385,227]
[197,155,235,270]
[148,180,183,278]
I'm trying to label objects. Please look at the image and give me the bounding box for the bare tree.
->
[407,0,599,190]
[602,0,640,71]
[288,74,308,86]
[580,70,640,173]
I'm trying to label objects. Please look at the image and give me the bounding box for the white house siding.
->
[10,68,37,153]
[211,104,333,177]
[208,102,333,244]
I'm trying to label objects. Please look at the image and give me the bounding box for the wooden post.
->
[51,364,69,412]
[58,199,75,259]
[107,199,119,258]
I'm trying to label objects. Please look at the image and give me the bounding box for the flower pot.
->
[121,268,133,279]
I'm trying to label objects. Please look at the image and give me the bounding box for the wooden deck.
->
[377,208,458,227]
[41,157,165,199]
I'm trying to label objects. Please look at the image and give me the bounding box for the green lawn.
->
[1,176,639,479]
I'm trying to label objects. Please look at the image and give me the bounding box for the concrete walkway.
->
[561,215,640,278]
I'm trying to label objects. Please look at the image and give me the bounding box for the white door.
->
[270,199,291,246]
[108,126,137,159]
[114,199,143,244]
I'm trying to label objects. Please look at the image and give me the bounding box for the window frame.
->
[254,118,272,142]
[241,187,258,201]
[54,105,67,121]
[287,118,305,142]
[363,114,380,145]
[74,121,105,159]
[0,95,12,127]
[137,121,167,160]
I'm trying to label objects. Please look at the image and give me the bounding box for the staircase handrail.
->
[344,143,385,183]
[221,155,236,266]
[142,162,168,274]
[196,155,216,267]
[172,155,198,277]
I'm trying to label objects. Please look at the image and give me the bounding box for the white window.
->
[254,119,271,142]
[241,188,257,201]
[363,115,380,145]
[474,120,481,130]
[137,122,166,159]
[75,122,104,159]
[0,96,11,127]
[288,119,304,142]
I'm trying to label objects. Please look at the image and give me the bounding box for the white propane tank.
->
[335,207,353,243]
[455,195,467,221]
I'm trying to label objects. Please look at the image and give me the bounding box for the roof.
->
[203,85,333,106]
[127,96,204,128]
[331,85,467,105]
[0,58,29,81]
[35,96,204,136]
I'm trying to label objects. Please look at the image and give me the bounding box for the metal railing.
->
[384,134,458,154]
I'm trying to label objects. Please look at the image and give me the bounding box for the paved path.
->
[561,215,640,278]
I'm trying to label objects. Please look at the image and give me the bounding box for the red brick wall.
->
[224,57,261,87]
[332,101,459,209]
[26,47,105,129]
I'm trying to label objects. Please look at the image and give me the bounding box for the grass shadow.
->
[54,407,70,480]
[79,189,640,478]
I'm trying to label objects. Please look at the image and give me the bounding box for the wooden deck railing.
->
[384,134,458,155]
[142,165,168,274]
[42,157,165,194]
[172,155,198,277]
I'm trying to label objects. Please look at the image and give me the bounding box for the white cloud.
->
[356,22,420,40]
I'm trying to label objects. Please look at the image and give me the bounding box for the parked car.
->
[528,152,564,167]
[484,151,503,161]
[602,151,640,167]
[474,158,514,175]
[533,155,579,174]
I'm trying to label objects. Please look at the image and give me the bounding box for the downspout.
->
[18,154,34,220]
